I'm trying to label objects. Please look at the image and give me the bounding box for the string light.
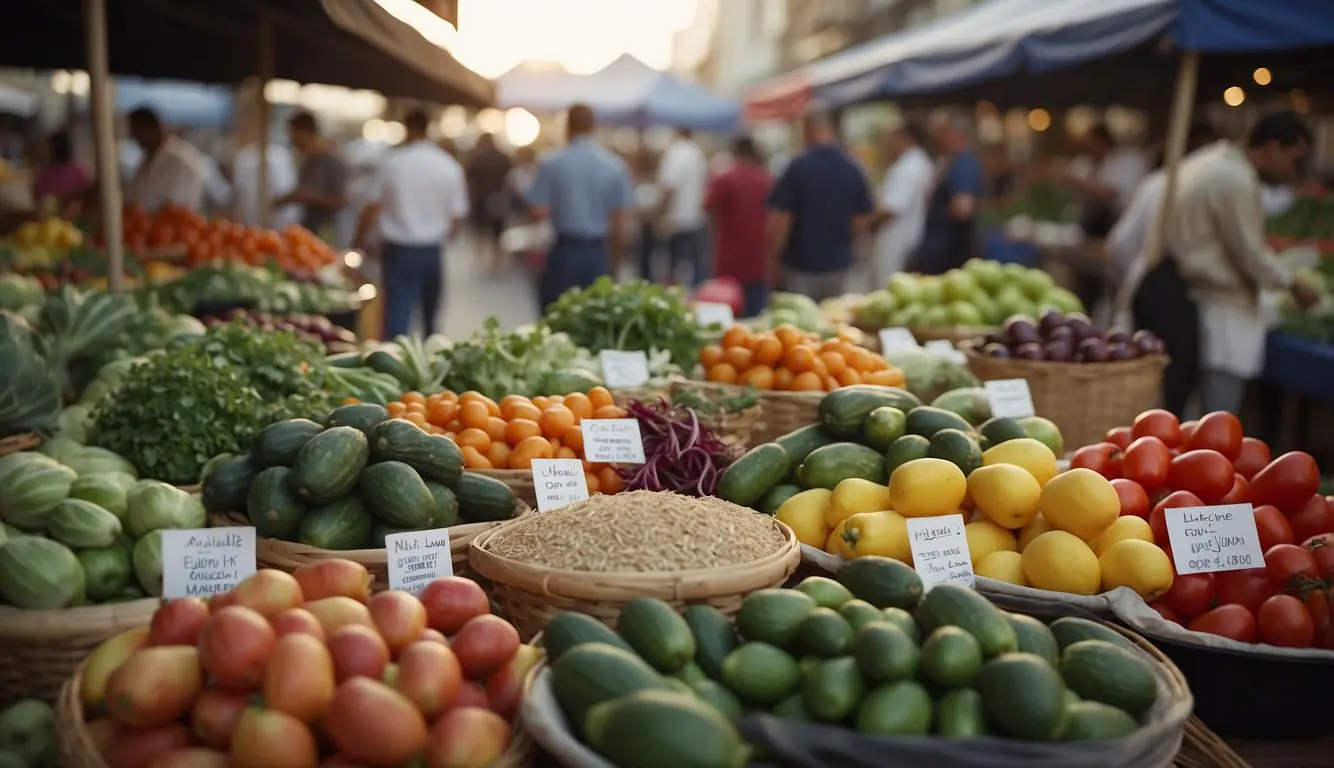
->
[1223,86,1245,107]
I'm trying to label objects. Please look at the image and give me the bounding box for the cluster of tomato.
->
[701,325,904,392]
[1071,409,1334,649]
[114,204,336,274]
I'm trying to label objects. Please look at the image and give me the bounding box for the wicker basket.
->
[0,599,158,709]
[212,504,532,592]
[963,349,1167,450]
[0,431,40,457]
[910,324,998,345]
[468,521,802,642]
[474,469,537,508]
[753,390,823,443]
[667,379,765,448]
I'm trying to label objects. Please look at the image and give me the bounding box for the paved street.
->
[435,230,541,337]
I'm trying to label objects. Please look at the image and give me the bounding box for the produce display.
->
[618,399,739,497]
[1278,259,1334,343]
[432,319,612,402]
[543,576,1165,767]
[151,263,359,317]
[964,309,1165,363]
[544,277,701,371]
[201,309,357,351]
[0,698,56,767]
[671,386,759,418]
[853,259,1084,330]
[1266,192,1334,253]
[325,335,449,406]
[747,292,852,339]
[74,561,539,766]
[0,215,84,271]
[877,346,981,403]
[0,311,60,439]
[117,203,339,274]
[701,325,903,392]
[200,411,521,550]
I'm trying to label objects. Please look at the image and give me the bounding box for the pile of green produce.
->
[324,334,450,405]
[200,406,520,550]
[854,260,1083,330]
[877,346,979,403]
[0,274,44,318]
[1279,260,1334,343]
[0,312,60,439]
[672,386,760,418]
[435,319,605,402]
[1267,194,1334,242]
[543,570,1164,767]
[0,698,56,767]
[0,445,205,605]
[980,180,1074,228]
[150,263,359,316]
[544,277,701,371]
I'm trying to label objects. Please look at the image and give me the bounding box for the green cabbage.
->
[0,458,76,531]
[132,529,165,597]
[0,535,85,609]
[126,481,205,539]
[66,446,137,479]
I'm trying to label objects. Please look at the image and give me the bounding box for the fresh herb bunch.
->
[439,318,597,400]
[543,277,702,369]
[196,319,347,418]
[672,386,759,416]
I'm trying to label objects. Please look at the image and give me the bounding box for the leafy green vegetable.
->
[438,318,599,401]
[672,386,759,416]
[543,277,702,369]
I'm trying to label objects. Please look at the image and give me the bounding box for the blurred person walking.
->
[277,111,350,242]
[632,149,662,281]
[867,119,933,286]
[705,136,772,317]
[466,133,513,269]
[354,109,469,338]
[32,130,90,214]
[124,107,205,212]
[910,108,984,276]
[656,127,710,286]
[766,101,874,301]
[526,103,634,311]
[232,132,300,229]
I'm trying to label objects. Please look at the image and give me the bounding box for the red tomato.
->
[263,633,336,724]
[450,615,521,679]
[270,607,326,641]
[1110,478,1151,519]
[1160,572,1216,619]
[1302,588,1332,648]
[1132,409,1182,448]
[191,688,248,750]
[1249,452,1321,513]
[1253,505,1294,551]
[418,577,492,635]
[229,707,320,768]
[197,606,276,691]
[1214,568,1276,613]
[368,591,429,657]
[394,641,463,719]
[1122,436,1172,493]
[1256,594,1315,648]
[106,646,203,727]
[1149,490,1204,546]
[1187,604,1257,643]
[1149,601,1182,623]
[229,569,304,618]
[1289,495,1334,543]
[324,679,429,767]
[1166,450,1235,504]
[1105,426,1133,450]
[326,624,391,683]
[1219,474,1249,505]
[1302,533,1334,580]
[102,723,193,768]
[1179,420,1199,444]
[451,680,491,710]
[1070,442,1123,480]
[425,707,512,768]
[1183,411,1243,460]
[147,598,210,646]
[1232,437,1272,480]
[1265,543,1320,590]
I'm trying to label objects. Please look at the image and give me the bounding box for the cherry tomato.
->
[1070,442,1123,480]
[1150,601,1182,624]
[1132,409,1182,448]
[1187,604,1257,643]
[1179,420,1199,444]
[1256,594,1315,648]
[1105,426,1133,450]
[1160,572,1216,619]
[1166,450,1235,504]
[1232,437,1271,480]
[1249,451,1321,514]
[1110,478,1150,519]
[1149,490,1204,546]
[1288,495,1334,543]
[1264,543,1320,591]
[1214,568,1276,613]
[1301,533,1334,580]
[1183,411,1243,460]
[1253,504,1294,552]
[1219,474,1249,505]
[1122,436,1172,493]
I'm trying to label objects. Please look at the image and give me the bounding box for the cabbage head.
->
[126,481,206,539]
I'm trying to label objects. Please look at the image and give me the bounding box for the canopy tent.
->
[598,72,742,133]
[495,61,591,113]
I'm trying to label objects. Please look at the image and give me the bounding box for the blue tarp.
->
[1175,0,1334,52]
[76,78,236,127]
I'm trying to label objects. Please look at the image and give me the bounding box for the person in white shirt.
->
[123,107,205,212]
[656,127,710,286]
[353,109,469,338]
[867,120,933,286]
[231,141,301,229]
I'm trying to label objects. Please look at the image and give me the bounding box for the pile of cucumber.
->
[200,402,520,549]
[543,557,1162,768]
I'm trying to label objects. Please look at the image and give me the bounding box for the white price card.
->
[695,302,735,328]
[161,527,256,599]
[878,327,919,351]
[599,350,650,389]
[1164,503,1267,575]
[984,379,1036,419]
[385,528,454,594]
[906,514,975,590]
[532,458,590,512]
[582,419,646,464]
[924,339,967,365]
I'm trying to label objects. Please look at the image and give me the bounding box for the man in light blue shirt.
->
[525,103,635,310]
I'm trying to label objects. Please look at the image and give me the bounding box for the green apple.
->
[1017,416,1064,456]
[887,273,921,304]
[917,276,944,306]
[1041,287,1084,314]
[972,293,1004,325]
[942,269,981,304]
[1016,268,1056,302]
[995,284,1032,319]
[1001,262,1029,285]
[924,304,952,327]
[895,304,927,328]
[948,301,986,326]
[964,258,1006,293]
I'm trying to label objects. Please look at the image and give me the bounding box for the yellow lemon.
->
[1021,530,1101,596]
[1039,468,1120,542]
[1090,516,1155,557]
[967,463,1042,529]
[982,438,1059,486]
[889,458,967,518]
[1099,539,1175,601]
[1017,513,1052,552]
[976,550,1028,586]
[827,478,891,528]
[964,519,1018,567]
[776,488,833,548]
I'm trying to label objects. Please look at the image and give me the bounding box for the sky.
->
[375,0,701,78]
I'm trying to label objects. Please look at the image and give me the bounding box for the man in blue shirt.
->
[526,104,635,310]
[766,102,874,301]
[911,108,984,275]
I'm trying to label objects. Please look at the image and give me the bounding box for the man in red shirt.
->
[705,137,773,317]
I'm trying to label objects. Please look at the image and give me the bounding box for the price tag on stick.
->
[984,379,1036,419]
[161,527,256,599]
[906,514,975,590]
[695,302,735,328]
[385,529,454,594]
[1164,503,1267,575]
[532,458,590,513]
[582,419,646,464]
[599,350,650,388]
[878,327,919,351]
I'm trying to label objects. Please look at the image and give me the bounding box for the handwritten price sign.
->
[1164,503,1266,575]
[906,514,974,590]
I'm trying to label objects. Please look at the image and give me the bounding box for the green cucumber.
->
[424,481,460,528]
[201,454,261,512]
[544,611,633,662]
[298,497,373,550]
[774,425,837,474]
[246,466,305,539]
[682,604,738,681]
[818,386,920,438]
[358,461,435,528]
[734,588,816,646]
[326,402,391,438]
[453,471,518,523]
[291,426,370,505]
[549,643,671,736]
[721,642,800,705]
[836,556,923,610]
[252,418,325,467]
[616,597,695,674]
[802,656,865,722]
[796,443,887,490]
[913,583,1016,658]
[715,443,790,508]
[370,419,464,485]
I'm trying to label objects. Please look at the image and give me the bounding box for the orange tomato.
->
[426,400,456,426]
[402,412,429,429]
[782,345,816,373]
[500,400,542,423]
[753,337,784,366]
[587,386,614,410]
[836,367,863,387]
[460,446,492,469]
[401,392,426,406]
[548,437,563,453]
[706,362,738,384]
[699,344,725,367]
[458,401,491,430]
[425,423,445,435]
[819,351,848,377]
[774,325,803,349]
[809,355,829,378]
[455,428,491,452]
[405,402,427,415]
[498,394,531,414]
[585,472,601,494]
[509,436,554,469]
[485,417,509,443]
[459,392,500,417]
[563,392,593,421]
[721,326,755,350]
[862,369,895,387]
[438,391,459,405]
[723,346,755,370]
[863,353,890,372]
[593,405,627,420]
[504,418,542,446]
[531,396,550,411]
[386,402,407,418]
[597,466,624,494]
[738,365,775,390]
[487,442,511,469]
[445,419,462,433]
[562,425,585,456]
[539,405,576,438]
[773,367,794,391]
[555,446,577,460]
[790,371,824,391]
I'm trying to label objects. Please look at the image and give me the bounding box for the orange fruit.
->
[738,365,775,390]
[548,436,563,452]
[823,375,839,391]
[386,401,407,417]
[721,326,755,350]
[509,435,555,469]
[699,344,724,367]
[836,368,863,387]
[593,405,627,420]
[427,400,457,426]
[782,346,816,373]
[585,471,601,495]
[587,387,614,410]
[485,417,509,443]
[459,401,491,430]
[446,419,462,433]
[597,466,624,494]
[562,425,585,456]
[502,401,542,423]
[403,411,429,428]
[555,446,578,460]
[505,418,542,446]
[456,428,491,451]
[862,369,895,387]
[774,325,803,349]
[499,394,531,412]
[819,351,847,377]
[460,445,492,469]
[563,392,594,421]
[405,401,427,415]
[706,362,739,384]
[539,404,576,438]
[723,346,755,370]
[753,337,784,366]
[487,441,511,469]
[809,355,829,378]
[773,367,794,391]
[790,371,824,391]
[863,353,890,372]
[401,391,426,406]
[531,396,550,411]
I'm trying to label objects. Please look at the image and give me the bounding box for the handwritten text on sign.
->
[878,327,919,351]
[984,379,1036,419]
[695,302,735,328]
[1164,503,1267,575]
[906,514,974,590]
[599,350,650,388]
[162,527,256,598]
[385,529,453,594]
[582,419,646,464]
[532,458,590,512]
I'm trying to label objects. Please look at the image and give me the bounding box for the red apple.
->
[450,616,520,679]
[230,569,304,618]
[368,591,428,657]
[425,707,511,768]
[304,597,373,635]
[419,578,491,635]
[271,608,326,641]
[450,680,490,711]
[395,642,463,718]
[327,625,390,682]
[484,645,542,720]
